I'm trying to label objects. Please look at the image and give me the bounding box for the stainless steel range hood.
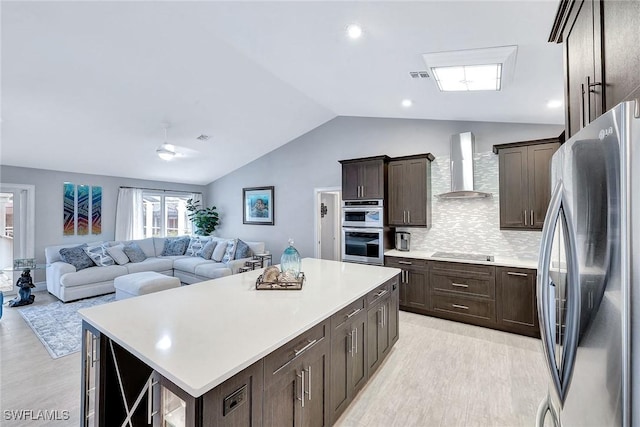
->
[437,132,492,199]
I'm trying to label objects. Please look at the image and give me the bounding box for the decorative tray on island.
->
[255,272,305,290]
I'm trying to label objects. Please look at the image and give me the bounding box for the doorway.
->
[0,184,35,295]
[314,187,341,261]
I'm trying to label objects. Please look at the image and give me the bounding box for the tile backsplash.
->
[396,151,541,261]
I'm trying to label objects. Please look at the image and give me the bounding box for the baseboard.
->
[33,281,47,293]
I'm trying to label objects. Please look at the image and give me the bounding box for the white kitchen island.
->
[79,258,401,427]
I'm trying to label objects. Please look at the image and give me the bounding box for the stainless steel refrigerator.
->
[535,101,640,426]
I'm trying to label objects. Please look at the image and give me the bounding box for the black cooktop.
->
[431,251,495,262]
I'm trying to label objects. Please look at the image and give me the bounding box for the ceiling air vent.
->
[409,71,430,79]
[196,134,211,141]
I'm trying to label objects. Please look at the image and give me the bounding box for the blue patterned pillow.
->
[222,239,238,263]
[161,236,190,256]
[59,245,96,271]
[186,237,208,257]
[84,243,115,267]
[235,239,253,259]
[123,242,147,263]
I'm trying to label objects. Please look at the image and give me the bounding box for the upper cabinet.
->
[387,154,434,228]
[339,156,389,200]
[493,138,561,230]
[549,0,640,138]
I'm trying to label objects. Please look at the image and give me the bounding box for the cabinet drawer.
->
[431,272,495,299]
[431,293,496,322]
[385,257,428,269]
[431,261,495,278]
[264,320,329,385]
[367,280,392,306]
[331,298,366,330]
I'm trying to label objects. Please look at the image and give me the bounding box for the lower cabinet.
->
[384,257,429,312]
[496,267,539,338]
[367,282,392,375]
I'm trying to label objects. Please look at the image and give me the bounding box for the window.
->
[142,192,194,237]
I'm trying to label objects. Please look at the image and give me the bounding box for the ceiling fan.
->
[155,125,200,161]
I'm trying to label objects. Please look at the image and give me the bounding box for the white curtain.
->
[115,188,144,241]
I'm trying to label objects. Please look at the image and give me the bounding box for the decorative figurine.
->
[8,269,36,307]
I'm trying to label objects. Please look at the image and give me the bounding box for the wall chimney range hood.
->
[437,132,492,199]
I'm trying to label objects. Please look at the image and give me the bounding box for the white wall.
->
[0,165,205,283]
[207,116,563,258]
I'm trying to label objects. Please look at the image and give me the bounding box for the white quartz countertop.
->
[79,258,400,398]
[385,249,538,270]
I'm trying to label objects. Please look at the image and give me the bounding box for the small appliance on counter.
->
[395,232,411,251]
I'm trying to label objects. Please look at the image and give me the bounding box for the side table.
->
[253,253,272,268]
[2,264,47,307]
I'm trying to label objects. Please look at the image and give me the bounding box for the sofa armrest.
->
[46,261,76,296]
[226,257,253,274]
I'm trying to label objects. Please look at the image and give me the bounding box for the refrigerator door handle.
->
[536,395,559,427]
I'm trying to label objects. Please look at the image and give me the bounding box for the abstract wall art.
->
[63,183,103,236]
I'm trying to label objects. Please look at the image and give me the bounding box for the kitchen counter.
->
[79,258,400,397]
[385,249,538,270]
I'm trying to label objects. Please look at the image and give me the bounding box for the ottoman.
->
[114,272,181,300]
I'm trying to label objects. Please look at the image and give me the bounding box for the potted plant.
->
[186,199,219,235]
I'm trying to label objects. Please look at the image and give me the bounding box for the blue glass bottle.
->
[280,239,301,276]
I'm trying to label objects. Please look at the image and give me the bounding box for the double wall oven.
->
[341,200,389,265]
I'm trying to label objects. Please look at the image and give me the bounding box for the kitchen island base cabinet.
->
[367,281,392,375]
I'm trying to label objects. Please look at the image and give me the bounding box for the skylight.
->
[432,64,502,92]
[423,46,517,93]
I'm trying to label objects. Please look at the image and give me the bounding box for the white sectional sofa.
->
[45,236,265,302]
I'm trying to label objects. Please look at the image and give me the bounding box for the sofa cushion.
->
[59,245,95,271]
[153,237,167,257]
[60,265,128,287]
[132,237,156,258]
[199,240,217,259]
[162,236,190,256]
[106,244,129,265]
[124,257,174,274]
[194,262,231,278]
[186,236,210,257]
[235,239,253,259]
[222,239,238,263]
[123,243,147,263]
[84,243,115,267]
[173,257,211,274]
[211,240,229,262]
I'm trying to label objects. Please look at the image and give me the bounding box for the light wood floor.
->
[0,291,546,426]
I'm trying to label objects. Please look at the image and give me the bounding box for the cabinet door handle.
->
[374,289,388,299]
[507,272,528,277]
[580,82,586,129]
[407,211,410,223]
[524,210,528,226]
[346,308,362,319]
[403,210,406,223]
[305,365,312,401]
[397,260,412,265]
[378,307,383,327]
[452,304,469,310]
[354,327,358,355]
[294,339,317,357]
[531,210,534,226]
[348,331,353,356]
[451,282,469,288]
[297,371,305,407]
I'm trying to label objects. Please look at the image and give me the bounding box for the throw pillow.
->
[199,240,217,259]
[185,237,208,257]
[222,239,238,263]
[211,240,228,262]
[84,243,115,267]
[235,239,253,259]
[106,244,129,265]
[59,245,95,271]
[123,242,147,263]
[161,236,190,256]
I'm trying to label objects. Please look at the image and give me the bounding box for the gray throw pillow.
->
[211,240,228,262]
[123,242,147,263]
[162,236,190,256]
[235,239,253,259]
[198,240,217,259]
[106,244,129,265]
[59,245,96,271]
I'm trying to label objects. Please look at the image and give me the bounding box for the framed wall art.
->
[243,186,274,225]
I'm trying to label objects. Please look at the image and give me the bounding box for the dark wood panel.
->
[496,268,540,338]
[431,293,496,322]
[331,298,366,331]
[300,349,328,427]
[405,269,429,309]
[499,147,529,228]
[387,161,406,225]
[341,162,360,200]
[405,158,428,226]
[329,325,350,422]
[389,281,399,346]
[263,369,299,427]
[528,142,560,229]
[431,272,495,299]
[361,159,385,200]
[431,261,495,278]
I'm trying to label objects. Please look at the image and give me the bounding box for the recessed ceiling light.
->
[346,24,362,39]
[547,100,562,109]
[401,99,413,108]
[431,64,502,92]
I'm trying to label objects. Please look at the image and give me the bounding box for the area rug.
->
[18,293,116,359]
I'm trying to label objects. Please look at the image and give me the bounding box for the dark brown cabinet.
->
[329,299,367,424]
[339,156,388,200]
[366,281,392,375]
[430,261,497,327]
[494,139,560,230]
[263,321,330,427]
[550,0,640,138]
[385,257,429,313]
[496,267,539,338]
[389,279,400,346]
[388,154,434,227]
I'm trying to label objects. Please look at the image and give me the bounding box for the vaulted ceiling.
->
[1,1,564,185]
